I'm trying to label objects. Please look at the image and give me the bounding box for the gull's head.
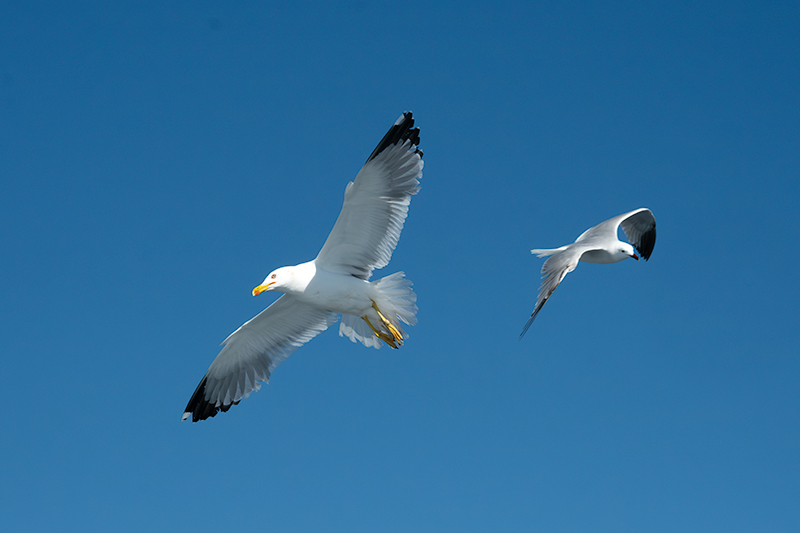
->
[253,264,312,296]
[621,243,639,261]
[253,267,288,296]
[252,262,315,296]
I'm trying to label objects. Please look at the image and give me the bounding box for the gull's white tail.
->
[339,271,418,349]
[530,246,569,258]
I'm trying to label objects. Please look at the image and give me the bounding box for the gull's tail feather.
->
[339,272,417,349]
[530,246,568,258]
[340,314,383,348]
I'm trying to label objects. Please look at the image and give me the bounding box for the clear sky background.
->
[2,1,799,531]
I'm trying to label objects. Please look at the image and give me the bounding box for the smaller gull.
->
[520,208,656,338]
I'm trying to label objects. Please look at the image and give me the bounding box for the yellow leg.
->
[371,300,404,342]
[362,316,399,349]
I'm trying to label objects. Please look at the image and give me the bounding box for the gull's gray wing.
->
[182,296,338,422]
[520,245,588,338]
[314,112,423,280]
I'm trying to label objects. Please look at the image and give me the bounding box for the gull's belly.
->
[298,270,373,316]
[580,249,623,264]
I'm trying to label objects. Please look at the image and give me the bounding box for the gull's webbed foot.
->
[362,315,399,349]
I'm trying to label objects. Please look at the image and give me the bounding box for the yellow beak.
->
[252,282,274,296]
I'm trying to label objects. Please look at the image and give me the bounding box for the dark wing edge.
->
[620,209,656,261]
[182,376,240,422]
[365,111,422,164]
[519,297,550,340]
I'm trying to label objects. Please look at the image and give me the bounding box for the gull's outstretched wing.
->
[315,112,423,280]
[619,208,656,260]
[182,296,338,422]
[576,208,656,260]
[520,246,586,339]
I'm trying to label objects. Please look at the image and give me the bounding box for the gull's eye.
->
[271,274,276,279]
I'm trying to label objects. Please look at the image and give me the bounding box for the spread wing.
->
[520,246,586,339]
[182,296,338,422]
[314,112,423,280]
[576,208,656,260]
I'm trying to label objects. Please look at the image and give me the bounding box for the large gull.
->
[520,208,656,338]
[183,112,423,422]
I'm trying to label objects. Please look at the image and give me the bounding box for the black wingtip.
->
[637,226,656,261]
[365,111,422,164]
[519,299,548,340]
[519,317,534,340]
[182,376,239,423]
[519,312,536,340]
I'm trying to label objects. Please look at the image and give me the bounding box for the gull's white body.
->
[259,261,415,343]
[183,112,423,422]
[520,208,656,338]
[291,263,372,315]
[257,262,373,315]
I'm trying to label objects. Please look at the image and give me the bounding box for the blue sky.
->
[2,1,798,531]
